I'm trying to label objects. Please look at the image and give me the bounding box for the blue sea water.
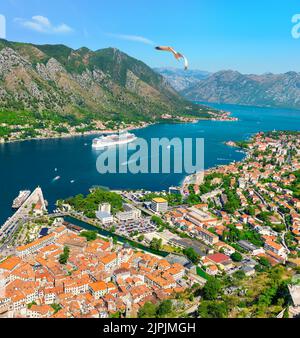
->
[0,103,299,225]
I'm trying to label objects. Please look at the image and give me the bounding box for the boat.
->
[52,176,61,182]
[92,132,137,149]
[12,190,31,209]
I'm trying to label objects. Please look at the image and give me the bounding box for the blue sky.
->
[1,0,300,73]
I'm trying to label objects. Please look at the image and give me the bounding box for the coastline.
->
[0,109,238,145]
[181,136,252,189]
[0,122,154,145]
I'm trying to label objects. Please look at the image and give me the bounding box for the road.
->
[278,210,290,254]
[176,296,201,318]
[121,194,155,217]
[254,189,267,206]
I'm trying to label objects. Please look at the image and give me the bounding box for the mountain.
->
[0,39,208,125]
[154,67,210,91]
[181,70,300,109]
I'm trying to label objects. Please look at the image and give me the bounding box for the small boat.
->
[70,180,75,184]
[52,176,61,182]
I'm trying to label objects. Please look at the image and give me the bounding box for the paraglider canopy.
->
[155,46,189,70]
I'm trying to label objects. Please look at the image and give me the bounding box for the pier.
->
[0,187,47,254]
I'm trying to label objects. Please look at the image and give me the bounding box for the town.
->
[0,130,300,318]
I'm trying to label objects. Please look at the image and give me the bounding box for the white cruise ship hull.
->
[92,135,137,149]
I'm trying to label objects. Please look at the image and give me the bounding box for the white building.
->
[116,204,141,221]
[99,203,111,214]
[151,198,168,213]
[96,211,114,225]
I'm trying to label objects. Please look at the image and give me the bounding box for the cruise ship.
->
[12,190,31,209]
[92,132,137,149]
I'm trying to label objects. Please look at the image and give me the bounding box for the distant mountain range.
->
[154,67,210,91]
[0,39,209,124]
[156,68,300,110]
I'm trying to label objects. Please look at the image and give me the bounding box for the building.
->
[96,202,113,224]
[206,253,232,265]
[196,227,219,245]
[16,233,56,258]
[186,207,218,228]
[169,187,182,195]
[98,203,111,214]
[89,281,108,299]
[96,211,114,225]
[238,240,264,256]
[116,204,141,221]
[151,198,168,213]
[288,284,300,317]
[264,241,287,258]
[241,265,256,277]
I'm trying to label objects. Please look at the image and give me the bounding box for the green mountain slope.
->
[0,39,209,124]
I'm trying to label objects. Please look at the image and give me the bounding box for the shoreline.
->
[0,122,154,145]
[181,136,252,189]
[0,110,238,145]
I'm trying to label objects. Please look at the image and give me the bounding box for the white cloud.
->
[107,33,154,45]
[15,15,73,34]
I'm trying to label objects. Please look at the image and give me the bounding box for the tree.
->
[157,300,172,317]
[51,303,62,314]
[138,302,157,318]
[198,301,228,318]
[233,270,246,280]
[150,238,163,251]
[66,188,123,218]
[80,231,97,241]
[183,247,200,264]
[231,252,243,262]
[138,235,145,242]
[59,246,70,265]
[259,257,271,268]
[202,278,222,300]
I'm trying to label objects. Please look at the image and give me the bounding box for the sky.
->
[0,0,300,74]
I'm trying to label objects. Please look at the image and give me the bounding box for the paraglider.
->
[155,46,189,70]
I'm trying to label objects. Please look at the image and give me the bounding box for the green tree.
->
[202,278,222,300]
[138,235,145,242]
[80,231,97,241]
[183,247,200,264]
[138,302,157,318]
[230,252,243,262]
[198,301,228,318]
[157,300,172,317]
[150,238,163,251]
[59,246,70,265]
[259,257,271,268]
[51,303,62,314]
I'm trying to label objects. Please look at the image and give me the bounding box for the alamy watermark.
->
[96,136,204,178]
[0,14,6,39]
[292,14,300,39]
